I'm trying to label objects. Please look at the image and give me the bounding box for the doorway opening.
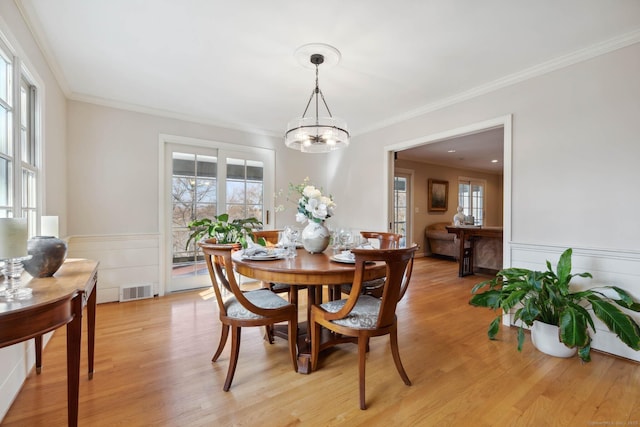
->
[385,115,512,267]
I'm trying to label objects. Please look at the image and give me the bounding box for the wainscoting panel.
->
[509,243,640,362]
[67,234,160,304]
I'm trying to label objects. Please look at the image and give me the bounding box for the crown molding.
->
[15,0,72,97]
[357,29,640,136]
[68,92,280,138]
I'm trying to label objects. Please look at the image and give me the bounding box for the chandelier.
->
[285,45,350,153]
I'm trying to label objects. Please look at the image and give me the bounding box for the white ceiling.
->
[397,127,505,174]
[16,1,640,170]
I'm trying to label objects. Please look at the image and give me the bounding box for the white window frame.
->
[0,32,42,235]
[458,176,486,226]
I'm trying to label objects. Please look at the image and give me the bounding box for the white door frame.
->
[383,114,513,269]
[158,134,275,295]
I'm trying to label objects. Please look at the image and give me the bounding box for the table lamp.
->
[0,218,32,300]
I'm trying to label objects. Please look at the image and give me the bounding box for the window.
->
[458,179,484,226]
[0,39,39,234]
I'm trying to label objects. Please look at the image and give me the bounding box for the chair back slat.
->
[360,231,403,249]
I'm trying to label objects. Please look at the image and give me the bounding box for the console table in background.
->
[0,258,99,427]
[446,226,503,277]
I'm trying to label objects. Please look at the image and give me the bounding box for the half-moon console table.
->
[0,258,98,427]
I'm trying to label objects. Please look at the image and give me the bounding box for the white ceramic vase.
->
[530,320,577,358]
[301,221,330,254]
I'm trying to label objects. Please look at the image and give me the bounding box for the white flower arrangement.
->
[289,178,336,224]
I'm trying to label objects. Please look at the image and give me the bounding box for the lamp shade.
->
[0,218,28,259]
[285,116,349,153]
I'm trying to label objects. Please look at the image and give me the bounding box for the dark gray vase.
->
[22,236,68,278]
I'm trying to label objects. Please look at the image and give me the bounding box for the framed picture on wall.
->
[428,179,448,212]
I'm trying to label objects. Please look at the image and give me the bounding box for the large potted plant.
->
[185,213,263,249]
[470,248,640,362]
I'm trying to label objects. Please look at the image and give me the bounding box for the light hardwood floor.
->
[3,256,640,426]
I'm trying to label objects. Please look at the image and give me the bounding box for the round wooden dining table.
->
[232,248,386,373]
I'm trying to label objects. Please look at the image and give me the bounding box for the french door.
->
[393,169,413,246]
[162,139,274,292]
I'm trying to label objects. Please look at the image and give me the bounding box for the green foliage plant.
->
[470,248,640,362]
[186,213,264,249]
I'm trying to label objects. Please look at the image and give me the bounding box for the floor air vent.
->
[120,284,153,302]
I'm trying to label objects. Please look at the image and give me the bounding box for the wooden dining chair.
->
[360,231,403,249]
[339,231,405,298]
[310,244,419,410]
[198,242,298,391]
[252,229,281,246]
[252,229,306,307]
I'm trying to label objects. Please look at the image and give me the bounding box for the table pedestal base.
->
[272,322,356,374]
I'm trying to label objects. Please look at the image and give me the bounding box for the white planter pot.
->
[530,320,577,358]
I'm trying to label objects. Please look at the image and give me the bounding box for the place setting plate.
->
[242,248,286,261]
[330,252,356,264]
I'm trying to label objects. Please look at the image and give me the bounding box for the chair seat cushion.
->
[319,295,381,329]
[224,289,289,320]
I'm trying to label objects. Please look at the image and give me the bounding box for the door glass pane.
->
[171,152,217,280]
[393,176,407,236]
[226,158,264,220]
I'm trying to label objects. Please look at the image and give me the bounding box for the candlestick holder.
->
[0,257,32,300]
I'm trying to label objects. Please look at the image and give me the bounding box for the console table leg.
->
[86,284,97,380]
[66,295,83,427]
[35,335,42,374]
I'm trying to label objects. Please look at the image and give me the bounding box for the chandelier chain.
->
[300,63,333,120]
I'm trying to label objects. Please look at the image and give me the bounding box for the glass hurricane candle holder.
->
[0,257,32,301]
